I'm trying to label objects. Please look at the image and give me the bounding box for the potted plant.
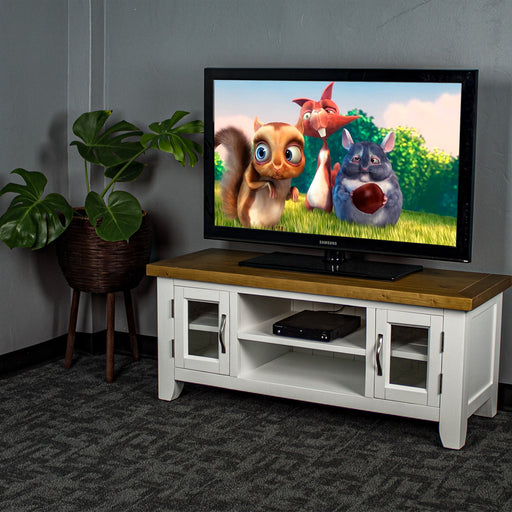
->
[0,109,203,290]
[0,110,203,381]
[0,109,203,249]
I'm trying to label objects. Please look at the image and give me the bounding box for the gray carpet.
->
[1,354,512,512]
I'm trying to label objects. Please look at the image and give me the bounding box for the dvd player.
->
[272,310,361,342]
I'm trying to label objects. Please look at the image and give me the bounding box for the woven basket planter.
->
[56,209,152,294]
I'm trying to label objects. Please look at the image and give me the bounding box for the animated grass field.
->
[214,184,456,246]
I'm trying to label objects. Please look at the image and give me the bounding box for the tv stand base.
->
[147,249,511,449]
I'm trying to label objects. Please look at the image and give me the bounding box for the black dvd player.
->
[272,310,361,342]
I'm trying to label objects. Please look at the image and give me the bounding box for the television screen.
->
[204,68,478,279]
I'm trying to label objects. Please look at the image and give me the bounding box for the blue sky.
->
[214,79,462,155]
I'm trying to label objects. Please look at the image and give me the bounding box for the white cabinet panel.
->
[375,309,443,407]
[175,286,230,375]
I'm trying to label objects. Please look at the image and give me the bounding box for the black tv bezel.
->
[203,67,478,264]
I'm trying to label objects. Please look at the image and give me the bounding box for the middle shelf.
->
[238,314,367,356]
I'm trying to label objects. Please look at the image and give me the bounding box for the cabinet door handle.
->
[219,314,227,354]
[376,334,383,376]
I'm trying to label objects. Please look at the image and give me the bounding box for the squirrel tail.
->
[215,127,252,219]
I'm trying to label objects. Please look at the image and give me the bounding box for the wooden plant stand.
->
[64,289,140,382]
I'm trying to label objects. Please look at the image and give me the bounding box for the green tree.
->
[424,151,458,216]
[385,126,429,212]
[387,126,458,216]
[345,109,383,143]
[214,152,224,180]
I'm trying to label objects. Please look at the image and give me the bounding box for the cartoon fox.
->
[293,82,359,212]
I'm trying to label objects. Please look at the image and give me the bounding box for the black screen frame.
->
[204,67,478,264]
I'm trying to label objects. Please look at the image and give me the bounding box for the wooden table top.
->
[147,249,512,311]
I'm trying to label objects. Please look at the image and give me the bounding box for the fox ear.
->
[292,97,310,107]
[254,117,264,132]
[321,82,334,100]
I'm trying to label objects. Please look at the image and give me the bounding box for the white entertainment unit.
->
[147,249,511,449]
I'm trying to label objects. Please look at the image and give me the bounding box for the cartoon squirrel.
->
[293,82,359,213]
[332,129,403,226]
[216,118,305,228]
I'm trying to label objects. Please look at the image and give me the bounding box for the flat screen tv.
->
[204,68,478,280]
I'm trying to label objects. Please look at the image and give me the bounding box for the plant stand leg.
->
[65,289,81,369]
[106,292,115,383]
[124,289,139,361]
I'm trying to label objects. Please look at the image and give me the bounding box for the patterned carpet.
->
[1,354,512,512]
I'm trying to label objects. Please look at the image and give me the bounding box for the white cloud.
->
[215,115,256,140]
[382,93,461,156]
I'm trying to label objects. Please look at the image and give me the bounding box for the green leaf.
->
[140,133,157,148]
[70,140,102,165]
[145,111,204,167]
[180,138,202,167]
[167,135,185,164]
[72,110,112,142]
[156,135,173,153]
[0,169,73,250]
[71,110,144,168]
[0,168,47,200]
[149,111,189,134]
[173,120,205,135]
[101,119,141,139]
[104,161,146,183]
[85,191,142,242]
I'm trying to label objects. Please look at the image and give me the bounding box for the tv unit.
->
[204,68,478,280]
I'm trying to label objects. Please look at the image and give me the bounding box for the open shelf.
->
[239,348,365,396]
[237,293,367,357]
[238,314,366,356]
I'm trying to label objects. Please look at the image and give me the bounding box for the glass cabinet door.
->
[174,287,230,375]
[375,310,443,406]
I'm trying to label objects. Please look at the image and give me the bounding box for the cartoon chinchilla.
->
[333,129,402,226]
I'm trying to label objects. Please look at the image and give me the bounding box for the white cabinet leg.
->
[438,408,468,450]
[438,374,468,449]
[157,337,184,401]
[156,277,183,401]
[159,379,184,401]
[438,310,468,450]
[474,394,497,418]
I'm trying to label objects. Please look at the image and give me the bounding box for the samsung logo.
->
[319,240,338,246]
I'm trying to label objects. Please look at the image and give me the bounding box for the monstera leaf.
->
[85,190,142,242]
[141,110,204,167]
[0,169,73,250]
[104,161,146,183]
[70,110,144,168]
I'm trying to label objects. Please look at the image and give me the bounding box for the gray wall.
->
[0,0,69,353]
[2,0,512,383]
